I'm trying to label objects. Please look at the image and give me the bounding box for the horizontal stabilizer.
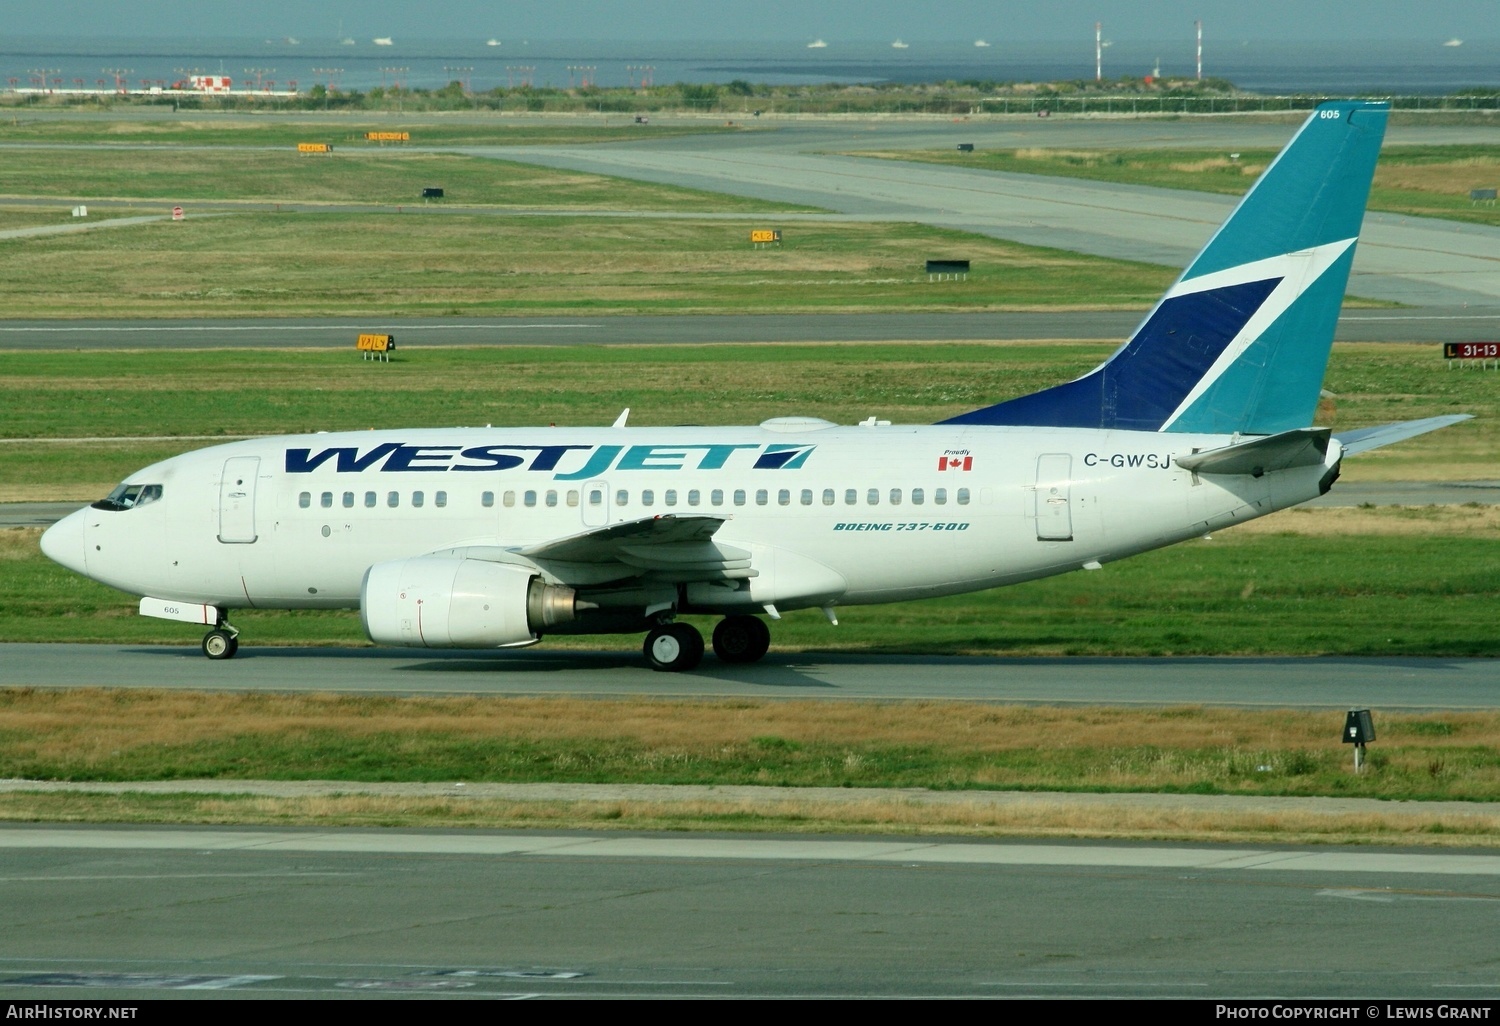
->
[1334,415,1473,456]
[1175,427,1330,476]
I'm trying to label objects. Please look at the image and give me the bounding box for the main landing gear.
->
[643,614,771,672]
[712,614,771,665]
[202,622,240,660]
[644,622,704,672]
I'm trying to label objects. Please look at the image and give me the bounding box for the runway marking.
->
[5,827,1500,875]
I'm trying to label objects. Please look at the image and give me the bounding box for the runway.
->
[466,117,1500,308]
[1,824,1498,998]
[3,644,1497,709]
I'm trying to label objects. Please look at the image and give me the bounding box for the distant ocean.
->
[1,37,1495,96]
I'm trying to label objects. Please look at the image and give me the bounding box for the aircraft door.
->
[218,456,260,544]
[1034,454,1074,541]
[581,479,610,527]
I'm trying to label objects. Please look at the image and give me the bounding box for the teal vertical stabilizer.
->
[1167,101,1389,435]
[942,101,1389,437]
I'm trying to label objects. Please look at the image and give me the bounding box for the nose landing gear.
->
[202,623,240,660]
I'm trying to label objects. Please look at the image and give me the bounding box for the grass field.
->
[0,213,1175,318]
[6,788,1496,846]
[0,146,804,211]
[853,145,1500,227]
[0,342,1486,495]
[0,116,744,148]
[2,691,1498,808]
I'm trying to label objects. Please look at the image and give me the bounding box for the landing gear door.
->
[218,456,260,544]
[581,479,610,527]
[1034,454,1073,541]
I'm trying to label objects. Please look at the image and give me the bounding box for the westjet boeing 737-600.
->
[40,101,1469,670]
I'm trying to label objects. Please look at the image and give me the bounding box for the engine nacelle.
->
[360,556,578,649]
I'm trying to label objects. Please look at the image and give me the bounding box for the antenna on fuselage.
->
[612,408,630,428]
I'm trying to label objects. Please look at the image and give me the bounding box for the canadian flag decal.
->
[937,455,973,471]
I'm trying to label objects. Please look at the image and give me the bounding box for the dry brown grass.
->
[1,792,1495,847]
[1377,159,1500,197]
[0,485,107,502]
[1012,148,1101,162]
[1227,505,1500,538]
[3,689,1498,757]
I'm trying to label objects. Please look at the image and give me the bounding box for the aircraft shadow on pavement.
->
[116,644,839,688]
[393,652,841,688]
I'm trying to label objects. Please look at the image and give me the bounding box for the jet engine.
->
[361,556,578,648]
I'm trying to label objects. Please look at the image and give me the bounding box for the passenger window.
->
[665,489,678,507]
[911,487,924,505]
[387,491,399,508]
[321,492,333,509]
[935,487,947,505]
[801,489,813,506]
[503,491,516,508]
[545,490,558,507]
[957,488,971,505]
[822,488,835,506]
[482,491,494,508]
[412,491,424,508]
[890,488,902,506]
[342,491,354,509]
[688,489,700,507]
[756,489,768,506]
[778,489,790,506]
[435,491,447,508]
[733,489,746,507]
[617,489,629,507]
[711,489,724,506]
[588,488,604,507]
[524,490,537,508]
[298,492,311,509]
[845,489,857,506]
[642,489,655,507]
[566,490,579,508]
[867,488,880,506]
[366,491,377,508]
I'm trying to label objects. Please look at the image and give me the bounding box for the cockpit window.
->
[91,482,163,512]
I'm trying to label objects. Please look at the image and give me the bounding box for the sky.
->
[6,1,1495,43]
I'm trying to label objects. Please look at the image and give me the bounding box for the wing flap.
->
[519,514,728,562]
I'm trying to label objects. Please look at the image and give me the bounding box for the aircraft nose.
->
[40,508,89,576]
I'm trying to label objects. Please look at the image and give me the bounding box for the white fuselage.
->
[46,421,1339,621]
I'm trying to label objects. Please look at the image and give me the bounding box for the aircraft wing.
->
[518,514,755,582]
[1333,415,1473,456]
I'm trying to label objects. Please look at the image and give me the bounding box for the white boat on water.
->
[487,39,500,47]
[807,39,827,48]
[373,37,393,46]
[974,40,990,48]
[1443,38,1463,47]
[891,39,909,49]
